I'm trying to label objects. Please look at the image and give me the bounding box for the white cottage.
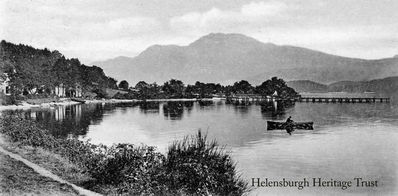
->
[0,74,10,96]
[54,83,66,97]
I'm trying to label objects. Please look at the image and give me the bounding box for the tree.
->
[232,80,253,94]
[118,80,129,90]
[107,77,118,89]
[255,77,299,99]
[135,81,149,90]
[162,79,185,98]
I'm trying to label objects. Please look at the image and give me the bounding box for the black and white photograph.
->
[0,0,397,195]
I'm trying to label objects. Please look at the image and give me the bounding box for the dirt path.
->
[0,146,101,196]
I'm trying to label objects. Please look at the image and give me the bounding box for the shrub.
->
[87,143,166,195]
[92,88,108,99]
[56,139,99,170]
[0,116,59,149]
[112,92,126,99]
[164,130,248,195]
[0,94,22,105]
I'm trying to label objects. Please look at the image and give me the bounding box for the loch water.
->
[3,93,397,195]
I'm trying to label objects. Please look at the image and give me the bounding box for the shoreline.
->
[0,97,223,111]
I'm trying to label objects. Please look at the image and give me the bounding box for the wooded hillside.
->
[0,40,117,99]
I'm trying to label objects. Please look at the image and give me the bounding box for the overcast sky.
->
[1,0,397,64]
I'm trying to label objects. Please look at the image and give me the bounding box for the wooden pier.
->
[226,95,390,104]
[297,97,390,103]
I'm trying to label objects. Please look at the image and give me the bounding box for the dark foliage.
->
[0,116,58,148]
[185,81,224,98]
[164,130,248,195]
[113,77,299,100]
[92,88,108,99]
[118,80,129,90]
[162,79,185,98]
[0,40,118,99]
[255,77,299,99]
[232,80,253,94]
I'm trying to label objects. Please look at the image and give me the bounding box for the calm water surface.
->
[3,93,397,195]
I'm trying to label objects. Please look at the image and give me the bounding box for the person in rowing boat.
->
[285,116,294,135]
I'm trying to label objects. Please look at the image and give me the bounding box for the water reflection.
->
[160,101,200,120]
[232,105,250,115]
[198,100,214,107]
[260,101,295,119]
[139,102,160,114]
[291,102,398,126]
[183,101,194,112]
[162,102,185,120]
[2,104,113,138]
[1,98,397,141]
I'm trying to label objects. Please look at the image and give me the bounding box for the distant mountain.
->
[92,33,398,85]
[287,80,328,92]
[328,77,398,93]
[288,77,398,94]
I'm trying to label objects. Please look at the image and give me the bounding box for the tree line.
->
[0,40,298,102]
[114,77,299,100]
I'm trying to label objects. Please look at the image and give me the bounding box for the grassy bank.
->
[0,152,78,195]
[0,115,248,195]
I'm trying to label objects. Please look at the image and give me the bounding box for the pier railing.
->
[297,97,390,103]
[226,95,390,104]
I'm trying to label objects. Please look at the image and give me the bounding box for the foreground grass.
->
[0,143,94,187]
[0,115,249,195]
[0,153,78,196]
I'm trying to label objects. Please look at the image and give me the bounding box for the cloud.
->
[170,1,290,35]
[1,0,162,62]
[81,17,161,40]
[168,1,398,59]
[1,0,397,62]
[240,1,288,17]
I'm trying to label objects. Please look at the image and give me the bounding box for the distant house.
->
[0,74,11,96]
[54,83,66,97]
[68,84,82,97]
[75,84,82,97]
[54,83,82,98]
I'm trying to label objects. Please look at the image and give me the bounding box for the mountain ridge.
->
[92,33,398,85]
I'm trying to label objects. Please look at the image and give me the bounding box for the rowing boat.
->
[71,98,86,104]
[267,121,313,130]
